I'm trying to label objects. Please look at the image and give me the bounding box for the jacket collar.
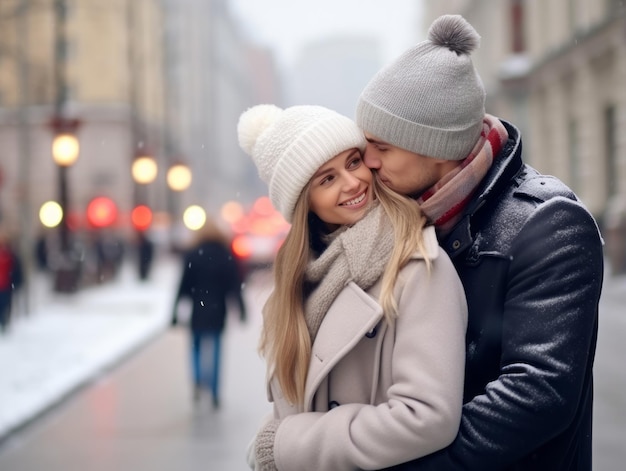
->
[441,120,524,258]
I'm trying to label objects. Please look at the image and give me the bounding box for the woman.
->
[237,104,467,470]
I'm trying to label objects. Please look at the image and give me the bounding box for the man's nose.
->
[363,146,380,169]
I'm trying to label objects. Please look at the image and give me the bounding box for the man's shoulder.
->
[513,167,577,204]
[506,167,598,232]
[490,165,582,222]
[470,166,598,255]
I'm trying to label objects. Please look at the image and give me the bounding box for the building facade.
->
[0,0,165,257]
[0,0,282,273]
[423,0,626,270]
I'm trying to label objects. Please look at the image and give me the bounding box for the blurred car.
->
[229,197,289,278]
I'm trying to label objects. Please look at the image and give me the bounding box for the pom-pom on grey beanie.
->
[356,14,485,161]
[237,104,366,223]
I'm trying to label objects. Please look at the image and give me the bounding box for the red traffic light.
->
[231,234,253,260]
[86,197,117,228]
[131,205,153,231]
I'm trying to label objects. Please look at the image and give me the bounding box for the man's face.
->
[363,133,457,198]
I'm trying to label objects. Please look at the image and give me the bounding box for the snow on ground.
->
[0,256,181,441]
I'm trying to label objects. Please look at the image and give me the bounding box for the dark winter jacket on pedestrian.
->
[393,120,604,471]
[172,239,246,333]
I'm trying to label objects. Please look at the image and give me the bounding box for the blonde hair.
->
[259,192,313,405]
[259,174,430,405]
[373,174,431,316]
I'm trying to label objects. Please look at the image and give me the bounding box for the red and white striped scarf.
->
[417,114,509,236]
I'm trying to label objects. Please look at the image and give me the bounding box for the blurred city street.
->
[0,255,272,470]
[590,263,626,471]
[0,256,624,470]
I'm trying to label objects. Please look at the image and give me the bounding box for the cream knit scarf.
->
[418,114,509,235]
[303,202,393,341]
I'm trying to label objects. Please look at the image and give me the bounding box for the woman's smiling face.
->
[308,148,373,230]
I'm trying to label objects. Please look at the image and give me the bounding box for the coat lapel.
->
[304,281,383,410]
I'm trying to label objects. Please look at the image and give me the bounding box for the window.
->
[510,0,525,53]
[604,105,617,198]
[607,0,624,14]
[567,0,577,34]
[568,119,581,193]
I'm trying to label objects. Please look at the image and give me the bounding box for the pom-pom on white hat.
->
[237,104,367,223]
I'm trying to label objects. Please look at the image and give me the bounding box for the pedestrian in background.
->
[136,230,154,281]
[355,14,604,470]
[171,217,247,408]
[0,227,24,333]
[34,229,49,272]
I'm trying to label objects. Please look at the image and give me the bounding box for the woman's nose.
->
[342,172,360,191]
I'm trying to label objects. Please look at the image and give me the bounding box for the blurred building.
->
[161,0,282,222]
[0,0,282,271]
[0,0,166,251]
[423,0,626,229]
[288,36,383,118]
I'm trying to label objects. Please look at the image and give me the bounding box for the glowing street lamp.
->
[131,152,157,226]
[52,133,79,166]
[166,163,192,192]
[183,205,206,231]
[166,162,191,249]
[131,155,158,184]
[39,201,63,228]
[52,129,79,254]
[49,116,81,293]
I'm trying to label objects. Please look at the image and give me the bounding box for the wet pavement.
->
[590,267,626,471]
[0,262,624,470]
[0,327,268,471]
[0,263,273,471]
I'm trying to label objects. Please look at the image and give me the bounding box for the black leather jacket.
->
[388,120,604,470]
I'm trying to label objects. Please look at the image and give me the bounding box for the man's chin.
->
[376,175,411,196]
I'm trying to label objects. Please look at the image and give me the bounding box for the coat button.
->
[365,326,377,338]
[451,239,461,250]
[329,400,340,409]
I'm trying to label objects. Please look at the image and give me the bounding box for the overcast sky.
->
[229,0,424,70]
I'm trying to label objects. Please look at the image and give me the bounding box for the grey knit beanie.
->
[356,14,485,161]
[237,104,367,223]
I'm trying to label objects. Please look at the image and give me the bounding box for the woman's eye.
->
[320,175,334,185]
[348,157,362,168]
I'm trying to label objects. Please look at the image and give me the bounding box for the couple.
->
[238,15,604,471]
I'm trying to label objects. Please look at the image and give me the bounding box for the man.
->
[356,15,604,470]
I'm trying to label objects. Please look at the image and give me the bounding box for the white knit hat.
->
[356,14,485,161]
[237,104,367,222]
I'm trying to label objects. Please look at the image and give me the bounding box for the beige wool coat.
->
[260,226,468,471]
